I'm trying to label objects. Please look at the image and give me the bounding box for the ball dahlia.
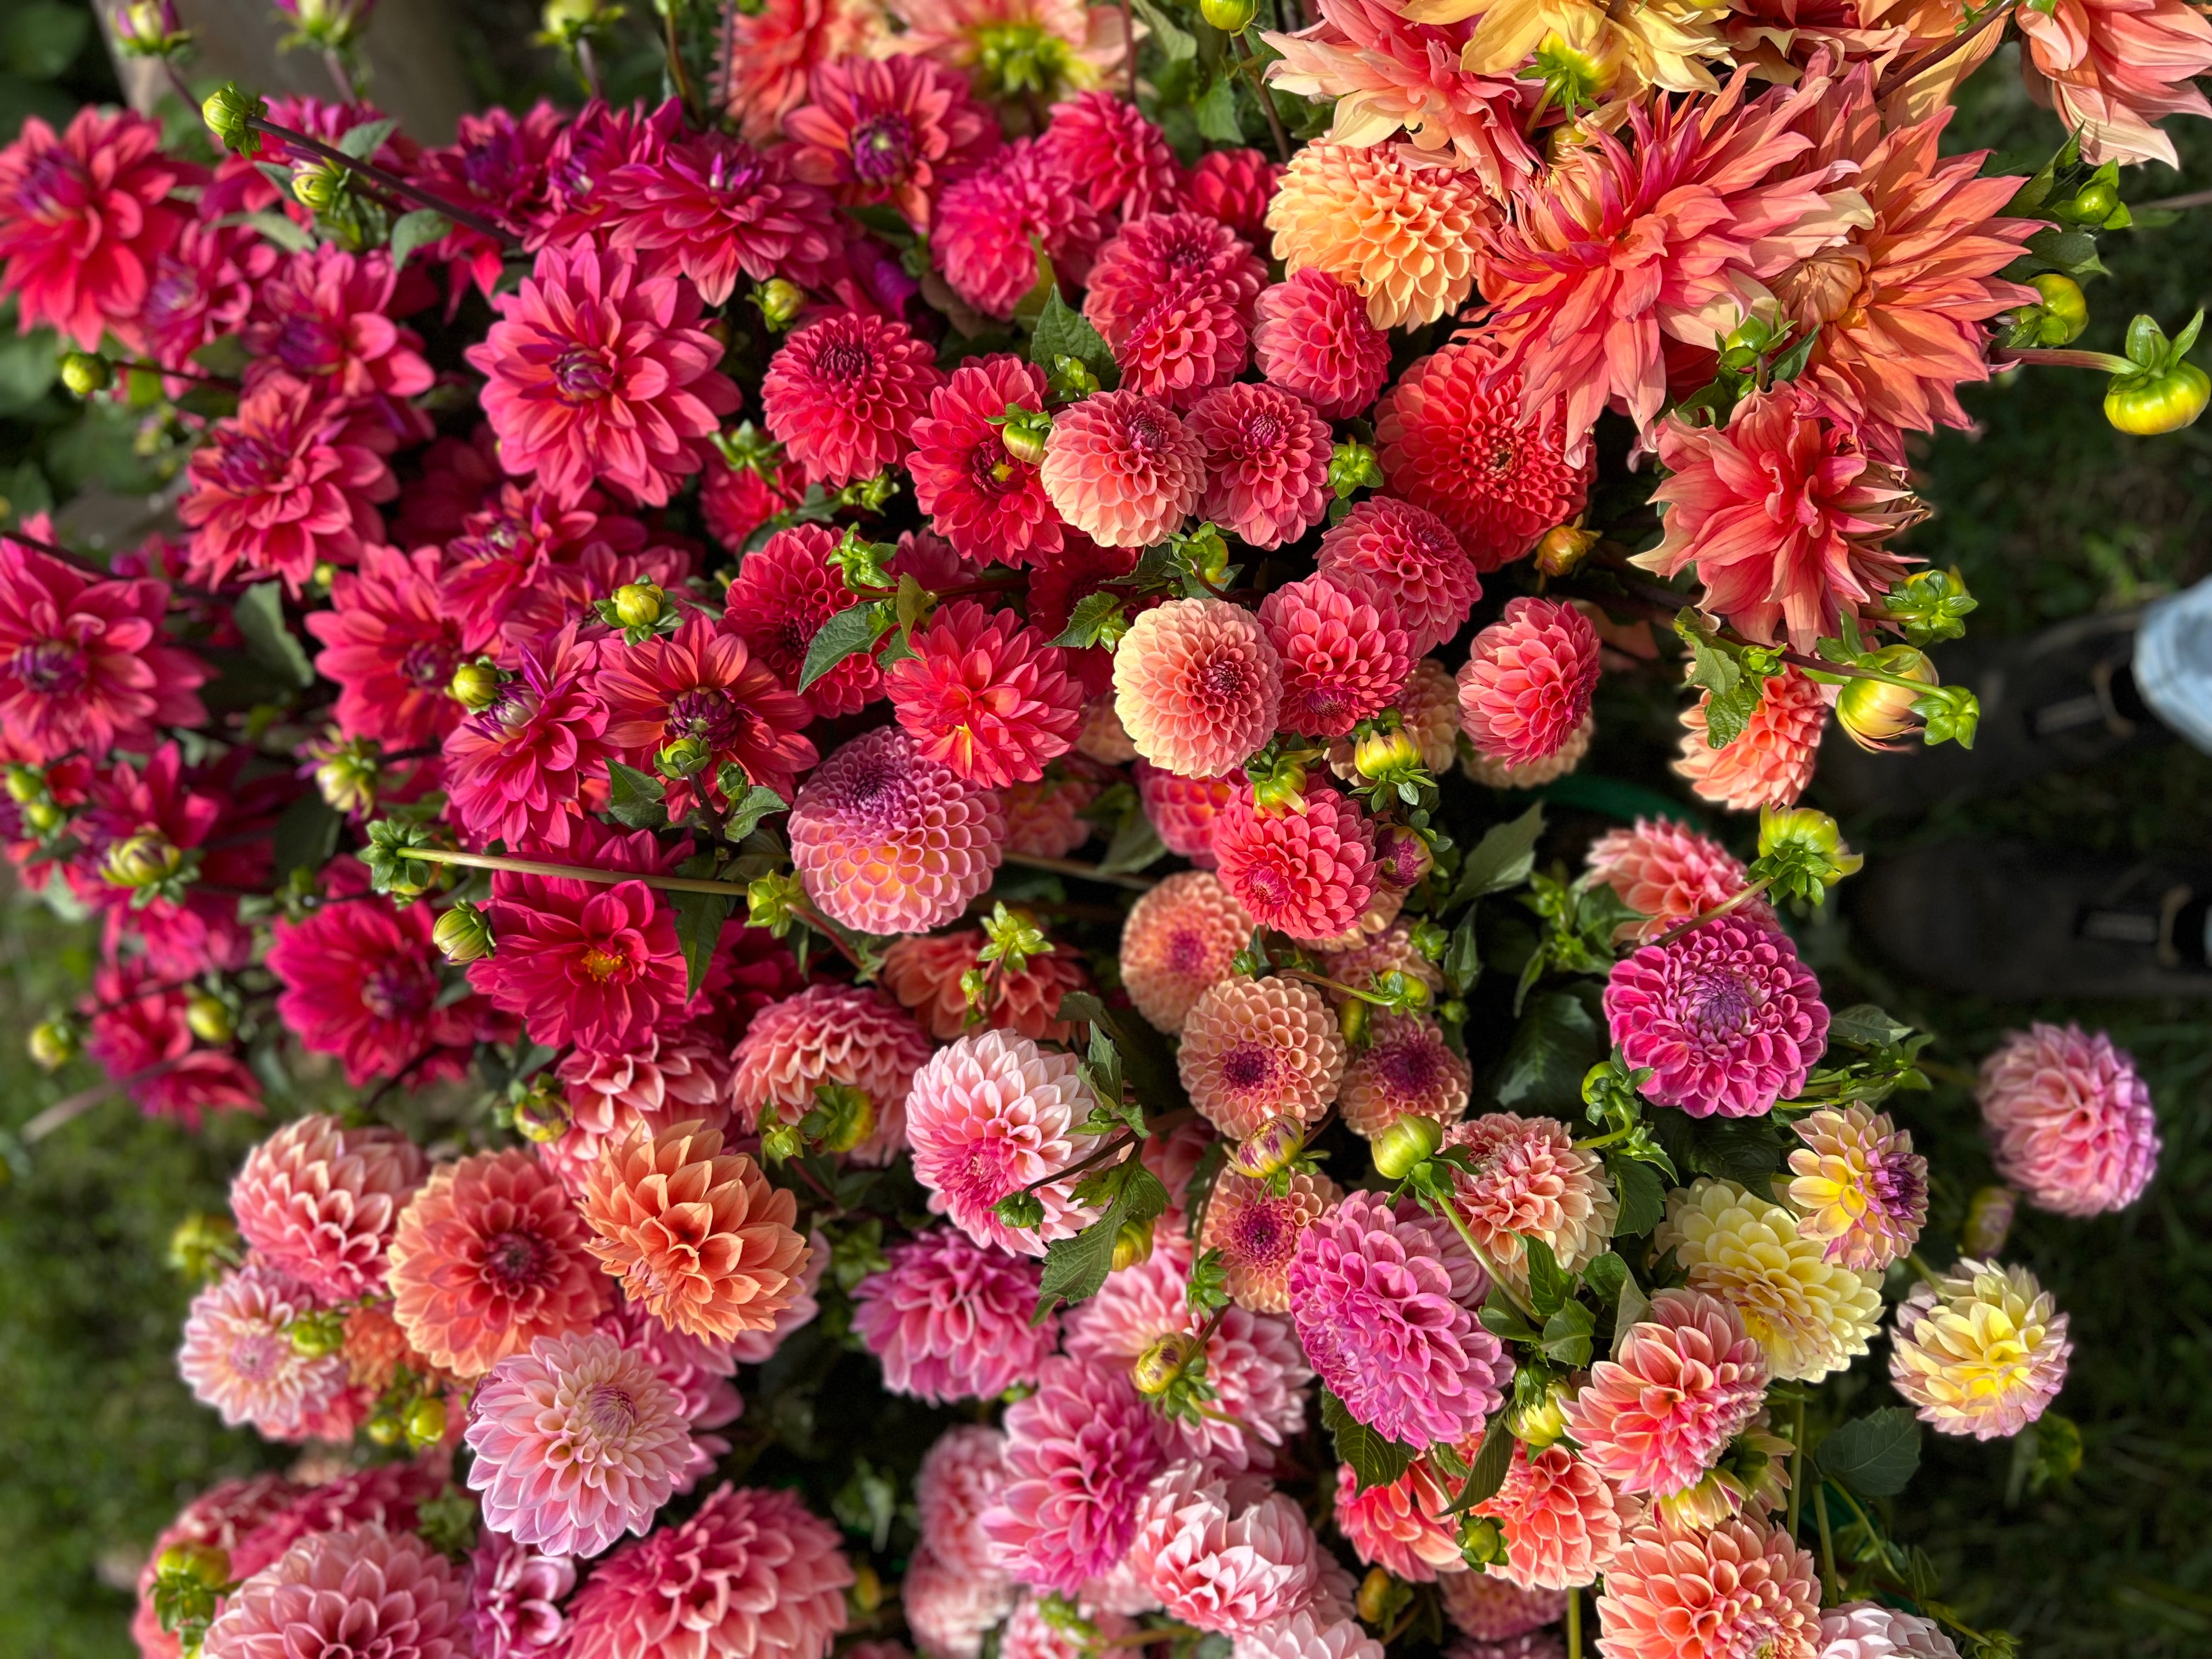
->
[1977,1022,2159,1216]
[1472,1441,1631,1592]
[1266,143,1491,329]
[228,1113,427,1302]
[1815,1602,1963,1659]
[1037,91,1184,222]
[1040,391,1207,548]
[1443,1111,1616,1286]
[204,1525,467,1659]
[1332,1462,1463,1582]
[1441,1575,1568,1643]
[1674,663,1829,811]
[1134,759,1239,863]
[1240,1610,1386,1659]
[1785,1107,1928,1271]
[854,1227,1058,1403]
[762,312,944,488]
[787,725,1007,935]
[1180,974,1347,1139]
[1316,500,1482,658]
[1889,1257,2072,1440]
[1177,146,1280,244]
[931,137,1107,319]
[1120,869,1255,1033]
[1082,211,1267,346]
[886,599,1086,788]
[1251,268,1392,422]
[1339,1016,1473,1138]
[1585,817,1752,930]
[1211,782,1379,944]
[908,354,1066,567]
[1187,383,1334,550]
[916,1424,1014,1578]
[1561,1289,1769,1497]
[732,981,938,1164]
[1114,597,1283,778]
[1457,599,1602,768]
[882,926,1090,1044]
[905,1546,1017,1659]
[179,1264,357,1442]
[1127,1461,1325,1635]
[1595,1514,1820,1659]
[1203,1167,1341,1316]
[1259,574,1415,739]
[546,1030,735,1193]
[1001,775,1098,859]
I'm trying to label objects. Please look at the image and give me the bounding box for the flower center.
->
[401,636,460,690]
[229,1330,284,1381]
[1231,1200,1290,1266]
[850,114,916,183]
[360,956,436,1022]
[1165,928,1210,975]
[668,686,745,750]
[580,1380,640,1441]
[1124,409,1176,458]
[7,638,85,696]
[1220,1043,1274,1092]
[1680,967,1762,1042]
[1198,657,1249,705]
[481,1228,554,1291]
[213,433,294,492]
[578,941,635,982]
[1375,1041,1440,1098]
[1244,413,1283,450]
[275,312,345,376]
[16,149,82,218]
[552,346,616,402]
[819,341,874,383]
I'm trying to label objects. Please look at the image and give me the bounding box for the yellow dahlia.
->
[1265,143,1493,330]
[1785,1106,1927,1272]
[1403,0,1736,102]
[1889,1258,2072,1440]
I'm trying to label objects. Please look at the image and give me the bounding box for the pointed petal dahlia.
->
[1316,500,1482,657]
[788,725,1008,934]
[1604,915,1830,1119]
[917,1424,1015,1578]
[204,1526,466,1659]
[601,132,838,305]
[887,599,1086,787]
[1561,1289,1768,1497]
[1287,1190,1511,1449]
[1332,1462,1463,1582]
[1785,1106,1928,1270]
[1135,759,1239,863]
[442,627,618,853]
[1889,1257,2072,1440]
[1593,1514,1820,1659]
[388,1150,608,1377]
[1473,1443,1632,1592]
[1036,91,1183,223]
[910,355,1067,567]
[306,543,464,751]
[1441,1573,1567,1641]
[464,242,739,509]
[1259,574,1415,738]
[466,1330,696,1558]
[1041,391,1207,548]
[1675,661,1829,811]
[1339,1016,1472,1138]
[1976,1022,2159,1216]
[566,1483,853,1659]
[2019,0,2212,167]
[785,54,999,229]
[1457,598,1601,768]
[1201,1168,1342,1314]
[1115,597,1282,777]
[882,927,1091,1044]
[1266,143,1492,329]
[1188,383,1334,550]
[1121,869,1255,1033]
[731,982,938,1165]
[1443,1112,1616,1284]
[597,1296,744,1439]
[763,312,945,488]
[1374,339,1594,571]
[1657,1178,1883,1384]
[721,0,881,142]
[229,1114,427,1302]
[933,138,1108,319]
[905,1028,1114,1255]
[239,245,433,404]
[1584,817,1750,929]
[462,1532,577,1659]
[1815,1604,1963,1659]
[1211,783,1379,944]
[1127,1462,1325,1635]
[854,1227,1059,1402]
[1179,974,1347,1139]
[179,1264,357,1442]
[724,523,884,719]
[597,612,820,812]
[1251,268,1392,422]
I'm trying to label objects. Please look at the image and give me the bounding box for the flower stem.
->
[244,115,519,248]
[1279,966,1400,1008]
[321,47,359,103]
[390,844,753,896]
[1426,1194,1543,1325]
[24,1062,181,1141]
[1815,1480,1841,1603]
[1786,1394,1805,1537]
[1233,32,1293,162]
[1002,850,1159,892]
[1022,1128,1138,1195]
[660,2,700,125]
[1989,346,2133,375]
[1566,1586,1581,1659]
[1650,877,1775,949]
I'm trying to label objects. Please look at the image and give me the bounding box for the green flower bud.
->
[610,581,664,629]
[1457,1514,1509,1569]
[448,659,505,711]
[365,1408,405,1447]
[1131,1330,1200,1396]
[1836,645,1938,751]
[184,992,234,1045]
[657,735,712,779]
[1534,522,1599,577]
[752,279,804,330]
[60,351,113,397]
[433,899,495,964]
[997,404,1053,465]
[1355,1567,1401,1626]
[314,736,382,815]
[167,1211,239,1282]
[103,828,182,890]
[28,1016,77,1070]
[848,1562,884,1617]
[511,1081,571,1143]
[1353,724,1423,783]
[1199,0,1257,27]
[156,1542,231,1588]
[1249,753,1310,815]
[1372,1111,1443,1181]
[811,1082,876,1155]
[1228,1115,1306,1180]
[994,1187,1047,1231]
[290,159,346,215]
[22,799,61,833]
[1337,995,1371,1047]
[1328,438,1382,500]
[287,1308,347,1358]
[2025,273,2089,346]
[201,84,267,156]
[4,765,42,805]
[405,1393,449,1448]
[1112,1215,1155,1271]
[1756,804,1863,894]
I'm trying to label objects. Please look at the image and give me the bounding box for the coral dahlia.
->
[1976,1022,2159,1216]
[1211,782,1379,944]
[723,523,884,719]
[1040,391,1207,548]
[1593,1514,1821,1659]
[1179,974,1348,1138]
[204,1526,467,1659]
[229,1113,426,1303]
[1266,143,1492,329]
[1177,148,1280,246]
[1188,383,1334,550]
[1474,1442,1631,1592]
[1114,597,1282,778]
[179,1264,357,1442]
[1332,1462,1464,1582]
[1442,1112,1617,1283]
[1338,1016,1473,1138]
[1250,267,1392,422]
[1037,91,1184,223]
[1562,1289,1769,1497]
[932,139,1107,319]
[762,312,944,487]
[1889,1258,2072,1440]
[1127,1462,1325,1635]
[1201,1167,1342,1314]
[1674,662,1830,811]
[1134,759,1239,864]
[1585,817,1751,929]
[2018,0,2212,167]
[596,612,820,813]
[730,982,937,1165]
[1457,598,1602,768]
[853,1227,1059,1402]
[1259,573,1415,738]
[1082,211,1268,347]
[601,132,838,306]
[909,355,1066,567]
[1120,868,1255,1033]
[887,599,1085,788]
[1316,500,1482,657]
[1785,1106,1928,1271]
[881,926,1091,1044]
[786,54,998,229]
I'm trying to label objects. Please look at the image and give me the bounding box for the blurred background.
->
[3,4,2211,1653]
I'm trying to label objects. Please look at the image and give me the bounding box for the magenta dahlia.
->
[1316,498,1482,658]
[596,611,820,812]
[909,354,1066,567]
[763,311,944,487]
[1977,1022,2160,1216]
[1036,91,1184,222]
[1457,598,1602,768]
[1187,382,1334,550]
[1212,781,1379,944]
[1251,267,1392,422]
[239,245,435,406]
[722,523,884,719]
[931,138,1106,319]
[886,599,1085,788]
[852,1226,1059,1402]
[462,1532,577,1659]
[306,543,466,750]
[442,625,616,853]
[785,54,998,229]
[1259,573,1415,738]
[601,131,837,305]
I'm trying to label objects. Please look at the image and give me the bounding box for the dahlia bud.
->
[27,1016,77,1070]
[537,0,613,46]
[1754,805,1863,901]
[994,1188,1047,1231]
[509,1081,569,1143]
[1457,1514,1509,1570]
[1112,1215,1155,1271]
[167,1211,239,1282]
[2019,273,2090,347]
[1199,0,1257,27]
[1961,1184,2018,1258]
[658,734,712,779]
[4,766,41,806]
[1353,723,1423,784]
[287,1308,346,1358]
[849,1563,885,1617]
[114,0,188,54]
[448,658,505,710]
[997,404,1053,465]
[1372,1111,1443,1180]
[1409,919,1449,962]
[103,829,182,889]
[1534,522,1599,578]
[752,279,804,331]
[760,1120,805,1163]
[365,1409,405,1447]
[1836,645,1939,751]
[1372,825,1433,892]
[184,992,234,1045]
[1228,1115,1306,1179]
[290,158,346,214]
[811,1082,876,1154]
[1248,753,1310,815]
[314,735,382,815]
[1047,354,1099,400]
[60,351,113,397]
[1355,1567,1403,1627]
[22,799,61,833]
[1131,1331,1200,1396]
[432,899,495,964]
[1337,996,1370,1047]
[201,83,266,155]
[610,581,664,629]
[1329,438,1382,500]
[1509,1375,1572,1449]
[404,1394,449,1449]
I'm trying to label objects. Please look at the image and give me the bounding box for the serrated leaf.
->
[1583,1251,1629,1306]
[336,117,398,160]
[1051,589,1127,649]
[1130,0,1197,57]
[1193,76,1243,144]
[1452,805,1545,906]
[1827,1003,1917,1050]
[670,854,730,1000]
[1479,1299,1541,1342]
[1449,1414,1515,1511]
[1607,1155,1668,1237]
[1770,326,1819,384]
[1097,799,1167,875]
[1029,285,1119,391]
[799,602,890,691]
[272,791,342,882]
[605,761,670,829]
[1540,1299,1595,1367]
[388,208,448,269]
[1523,1234,1570,1317]
[234,582,315,687]
[1059,991,1190,1120]
[1817,1407,1922,1497]
[1034,1161,1167,1321]
[2025,225,2100,274]
[1321,1387,1417,1492]
[723,785,787,843]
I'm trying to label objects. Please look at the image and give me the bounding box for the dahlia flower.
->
[582,1122,809,1340]
[525,97,678,243]
[467,1330,696,1558]
[387,1149,608,1377]
[1332,1462,1463,1582]
[1594,1514,1821,1659]
[1179,974,1348,1138]
[1135,759,1239,863]
[905,1547,1017,1659]
[1260,574,1415,738]
[932,138,1107,319]
[597,612,820,812]
[601,132,837,306]
[731,982,936,1163]
[1604,916,1830,1118]
[1266,143,1492,329]
[239,246,433,407]
[1339,1017,1473,1137]
[787,725,1008,934]
[1202,1168,1342,1314]
[905,1028,1113,1255]
[1003,1594,1136,1659]
[1675,662,1830,810]
[306,544,465,750]
[1474,1442,1632,1590]
[1239,1609,1387,1659]
[1188,383,1334,549]
[463,1533,578,1659]
[1084,213,1266,408]
[2019,0,2212,166]
[1441,1574,1568,1642]
[178,1264,357,1442]
[138,220,275,387]
[1562,1289,1768,1496]
[443,627,618,851]
[1114,597,1283,777]
[229,1114,426,1302]
[909,355,1067,567]
[1037,90,1184,222]
[566,1483,853,1659]
[785,54,997,228]
[763,312,944,487]
[81,956,260,1125]
[1211,783,1379,944]
[982,1354,1170,1594]
[1816,1602,1964,1659]
[722,0,881,143]
[1657,1178,1883,1384]
[1250,268,1392,422]
[413,102,561,300]
[1002,774,1097,857]
[886,600,1085,788]
[133,1475,307,1659]
[1127,1462,1324,1635]
[204,1526,467,1659]
[1584,817,1750,928]
[1889,1257,2072,1440]
[1120,869,1255,1032]
[1458,599,1602,766]
[1079,691,1140,761]
[1786,1106,1928,1270]
[598,1297,744,1441]
[854,1227,1059,1402]
[882,927,1090,1043]
[1315,500,1482,656]
[1178,148,1281,245]
[1041,391,1207,548]
[1443,1112,1616,1283]
[916,1424,1014,1578]
[723,523,884,719]
[469,242,737,509]
[1977,1022,2159,1216]
[1288,1190,1510,1448]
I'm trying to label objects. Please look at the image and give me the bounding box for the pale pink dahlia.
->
[981,1354,1170,1595]
[1593,1514,1820,1659]
[1041,391,1206,548]
[1338,1015,1472,1138]
[1452,1633,1566,1659]
[762,312,944,488]
[1002,1594,1136,1659]
[905,1028,1113,1256]
[1675,664,1829,812]
[1114,597,1282,778]
[1179,975,1347,1139]
[1238,1609,1386,1659]
[1441,1574,1567,1642]
[888,599,1086,788]
[1251,268,1391,422]
[1120,869,1255,1034]
[2019,0,2212,167]
[1135,759,1239,863]
[1815,1602,1962,1659]
[909,354,1066,568]
[1332,1462,1463,1583]
[1443,1113,1617,1282]
[1128,1462,1324,1636]
[466,1330,696,1558]
[1316,499,1482,658]
[1260,574,1415,739]
[1188,383,1334,550]
[1786,1107,1928,1271]
[1561,1289,1768,1497]
[1888,1258,2072,1441]
[916,1425,1014,1578]
[1474,1443,1631,1592]
[1977,1022,2158,1217]
[228,1113,427,1302]
[1604,917,1830,1119]
[905,1548,1014,1659]
[204,1526,467,1659]
[566,1483,853,1659]
[597,1297,743,1443]
[788,725,1007,935]
[1585,817,1751,929]
[1286,1190,1510,1449]
[1201,1168,1341,1314]
[1457,599,1602,768]
[730,983,936,1167]
[179,1264,357,1443]
[1211,783,1379,944]
[853,1226,1059,1402]
[1037,91,1184,222]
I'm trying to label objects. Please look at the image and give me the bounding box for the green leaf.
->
[336,117,398,161]
[1769,326,1818,385]
[1817,1407,1922,1497]
[1607,1155,1668,1238]
[238,210,314,254]
[1583,1251,1629,1307]
[1097,799,1167,875]
[271,792,342,883]
[1029,285,1119,392]
[1540,1299,1595,1367]
[1320,1387,1416,1492]
[388,208,449,270]
[1449,1413,1515,1511]
[1442,910,1481,994]
[841,203,915,242]
[1452,805,1545,906]
[1,2,89,79]
[1050,589,1128,649]
[0,328,56,418]
[1193,76,1243,144]
[1611,1272,1651,1356]
[723,785,787,843]
[2024,225,2104,277]
[1686,635,1764,749]
[1035,1161,1169,1320]
[191,335,250,379]
[1014,241,1057,332]
[1479,1300,1541,1343]
[1522,1234,1570,1317]
[605,761,670,830]
[670,857,731,1001]
[1058,991,1189,1120]
[1828,1004,1917,1050]
[1686,1115,1786,1187]
[234,583,315,688]
[1494,988,1604,1114]
[799,602,891,691]
[1130,0,1197,58]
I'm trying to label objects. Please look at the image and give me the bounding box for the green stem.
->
[1280,966,1402,1009]
[1003,851,1159,892]
[1815,1481,1841,1604]
[242,115,518,247]
[1786,1395,1806,1537]
[1232,32,1294,162]
[1650,876,1775,949]
[1565,1586,1581,1659]
[1020,1128,1138,1195]
[1991,346,2131,374]
[1572,1125,1633,1152]
[391,845,753,897]
[1427,1195,1543,1325]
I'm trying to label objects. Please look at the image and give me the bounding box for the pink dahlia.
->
[1003,1595,1136,1659]
[411,103,560,301]
[1120,868,1254,1033]
[442,625,616,851]
[1594,1514,1820,1659]
[1332,1462,1463,1582]
[1001,774,1097,857]
[387,1149,609,1378]
[1134,759,1238,863]
[133,1475,306,1659]
[2021,0,2212,166]
[138,220,274,388]
[1188,383,1334,551]
[887,600,1085,788]
[910,354,1066,567]
[731,981,937,1165]
[1287,1190,1511,1448]
[1179,974,1347,1139]
[463,1532,577,1659]
[1457,598,1602,768]
[905,1028,1113,1255]
[240,246,433,406]
[1977,1022,2158,1216]
[702,458,800,554]
[1201,1168,1340,1314]
[916,1425,1014,1578]
[1374,339,1593,571]
[1082,211,1267,346]
[881,927,1091,1044]
[597,1298,744,1446]
[721,0,879,141]
[1259,573,1415,738]
[1562,1289,1769,1497]
[1251,268,1392,422]
[566,1483,853,1659]
[785,54,997,229]
[0,108,195,350]
[1041,391,1206,548]
[1585,817,1751,929]
[1091,289,1251,412]
[0,524,207,765]
[306,544,465,749]
[468,820,691,1054]
[1339,1015,1472,1138]
[1037,91,1184,223]
[763,312,944,488]
[1604,915,1830,1119]
[1443,1112,1617,1287]
[854,1227,1058,1402]
[1814,1604,1963,1659]
[1675,662,1829,811]
[905,1547,1016,1659]
[787,725,1007,934]
[269,884,488,1087]
[981,1354,1170,1595]
[1127,1462,1324,1635]
[1212,782,1379,944]
[1441,1575,1567,1643]
[1786,1106,1929,1271]
[597,612,820,811]
[204,1526,467,1659]
[228,1113,426,1302]
[180,375,397,594]
[1316,506,1478,662]
[1113,597,1282,778]
[1177,148,1280,246]
[466,1330,696,1558]
[464,242,738,509]
[601,132,837,306]
[933,138,1107,319]
[178,1264,357,1442]
[723,523,883,719]
[1474,1443,1631,1592]
[81,957,260,1126]
[1242,1611,1386,1659]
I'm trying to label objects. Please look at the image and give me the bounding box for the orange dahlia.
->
[1673,663,1829,812]
[1120,869,1256,1034]
[1593,1515,1820,1659]
[1265,143,1493,330]
[1178,974,1347,1138]
[1040,391,1206,548]
[1113,597,1283,780]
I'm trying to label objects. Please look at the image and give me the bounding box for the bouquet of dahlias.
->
[0,0,2195,1651]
